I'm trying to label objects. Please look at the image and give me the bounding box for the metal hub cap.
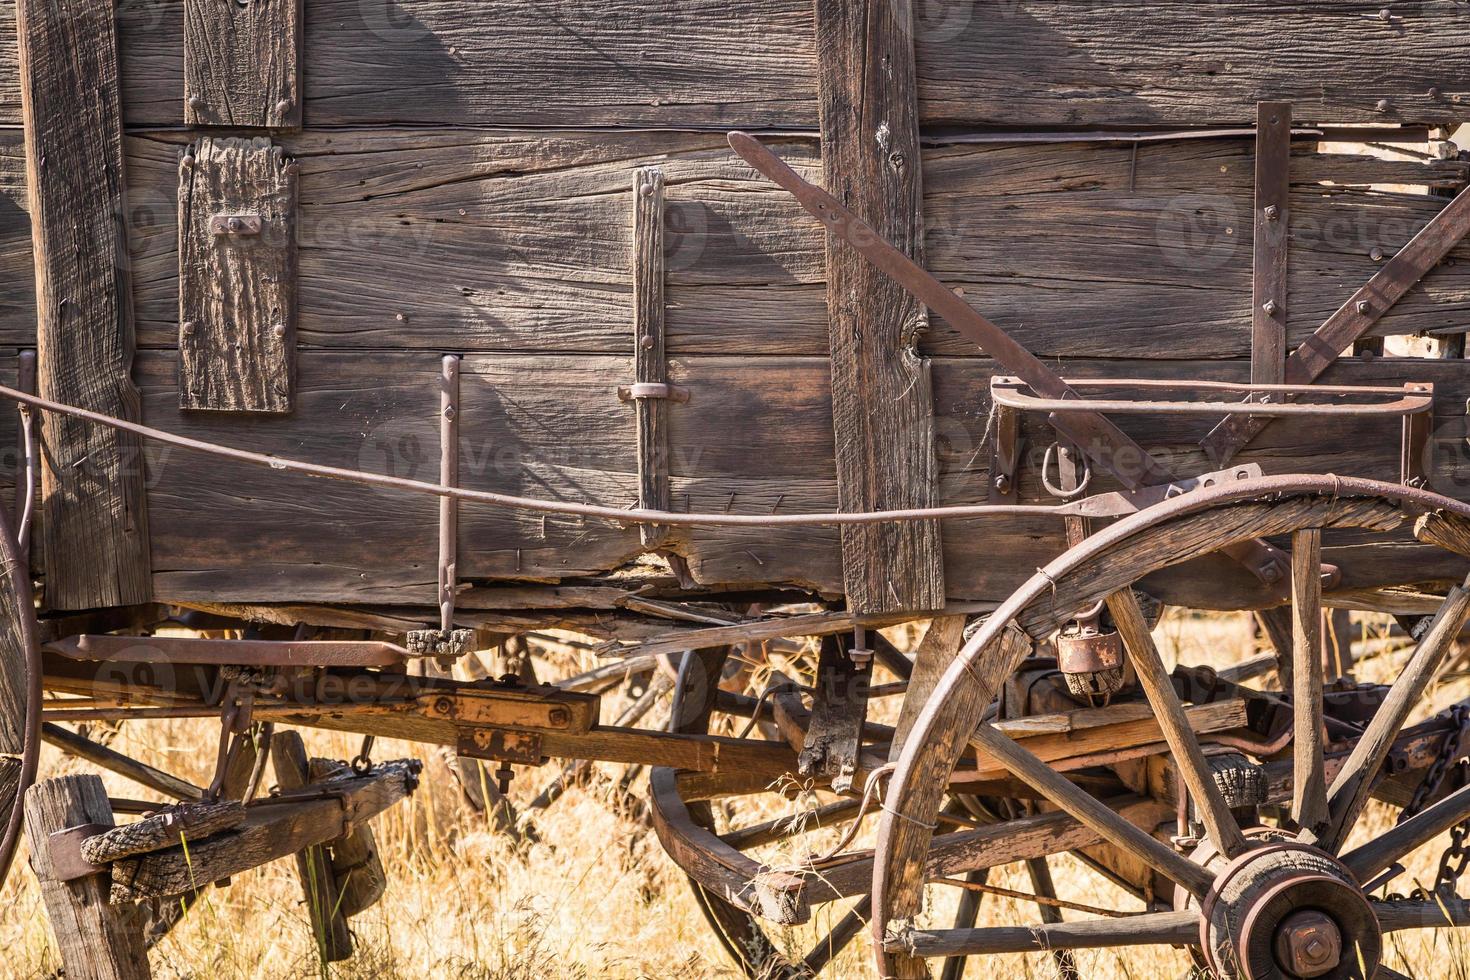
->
[1198,843,1381,980]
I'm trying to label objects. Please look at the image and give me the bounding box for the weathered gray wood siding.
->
[0,1,1465,608]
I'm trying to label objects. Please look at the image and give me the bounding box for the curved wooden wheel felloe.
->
[873,476,1470,979]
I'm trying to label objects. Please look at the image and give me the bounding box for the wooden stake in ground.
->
[24,775,150,980]
[272,730,352,963]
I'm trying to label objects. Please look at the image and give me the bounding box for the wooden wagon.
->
[4,1,1470,976]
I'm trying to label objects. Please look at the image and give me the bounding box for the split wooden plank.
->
[814,0,943,615]
[630,167,670,549]
[14,0,151,609]
[109,758,420,902]
[23,775,150,980]
[1251,102,1291,386]
[183,0,303,130]
[178,137,298,413]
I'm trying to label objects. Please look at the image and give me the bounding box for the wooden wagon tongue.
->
[727,131,1320,592]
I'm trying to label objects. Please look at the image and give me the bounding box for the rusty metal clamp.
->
[618,382,690,403]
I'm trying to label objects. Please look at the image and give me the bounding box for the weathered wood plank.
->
[816,0,942,615]
[116,350,1470,608]
[15,0,150,609]
[23,775,150,980]
[0,131,1464,360]
[178,137,297,412]
[0,2,1466,128]
[183,0,302,130]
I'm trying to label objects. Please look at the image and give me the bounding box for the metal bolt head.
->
[1262,299,1279,316]
[188,94,206,110]
[1379,7,1392,20]
[547,706,571,728]
[274,98,292,116]
[1357,300,1372,315]
[1273,909,1342,978]
[993,473,1011,494]
[1376,98,1391,112]
[1263,204,1280,221]
[271,323,286,340]
[181,320,196,337]
[1370,247,1385,262]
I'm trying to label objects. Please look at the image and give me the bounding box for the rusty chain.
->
[1393,703,1470,899]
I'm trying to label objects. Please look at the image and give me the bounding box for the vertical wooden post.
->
[814,0,944,616]
[24,775,150,980]
[632,167,671,549]
[1251,101,1292,386]
[15,0,152,609]
[271,731,352,963]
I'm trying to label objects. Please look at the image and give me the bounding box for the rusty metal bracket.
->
[47,823,110,882]
[419,682,599,734]
[618,382,690,404]
[457,729,546,766]
[1402,384,1435,489]
[988,402,1021,503]
[208,213,264,236]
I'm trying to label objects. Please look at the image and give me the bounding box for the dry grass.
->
[5,612,1470,979]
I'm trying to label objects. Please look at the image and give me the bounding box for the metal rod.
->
[439,355,460,633]
[0,381,1099,528]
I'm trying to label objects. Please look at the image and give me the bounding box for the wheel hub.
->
[1197,841,1380,980]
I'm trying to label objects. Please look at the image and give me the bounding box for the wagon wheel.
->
[0,496,39,889]
[654,637,1037,978]
[873,475,1470,979]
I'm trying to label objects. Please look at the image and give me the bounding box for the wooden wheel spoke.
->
[970,723,1215,897]
[889,910,1201,959]
[801,896,872,975]
[1107,591,1248,857]
[1291,527,1329,832]
[1341,781,1470,882]
[1319,577,1470,852]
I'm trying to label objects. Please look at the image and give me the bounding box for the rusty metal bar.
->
[439,355,460,634]
[1252,101,1292,386]
[989,378,1433,418]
